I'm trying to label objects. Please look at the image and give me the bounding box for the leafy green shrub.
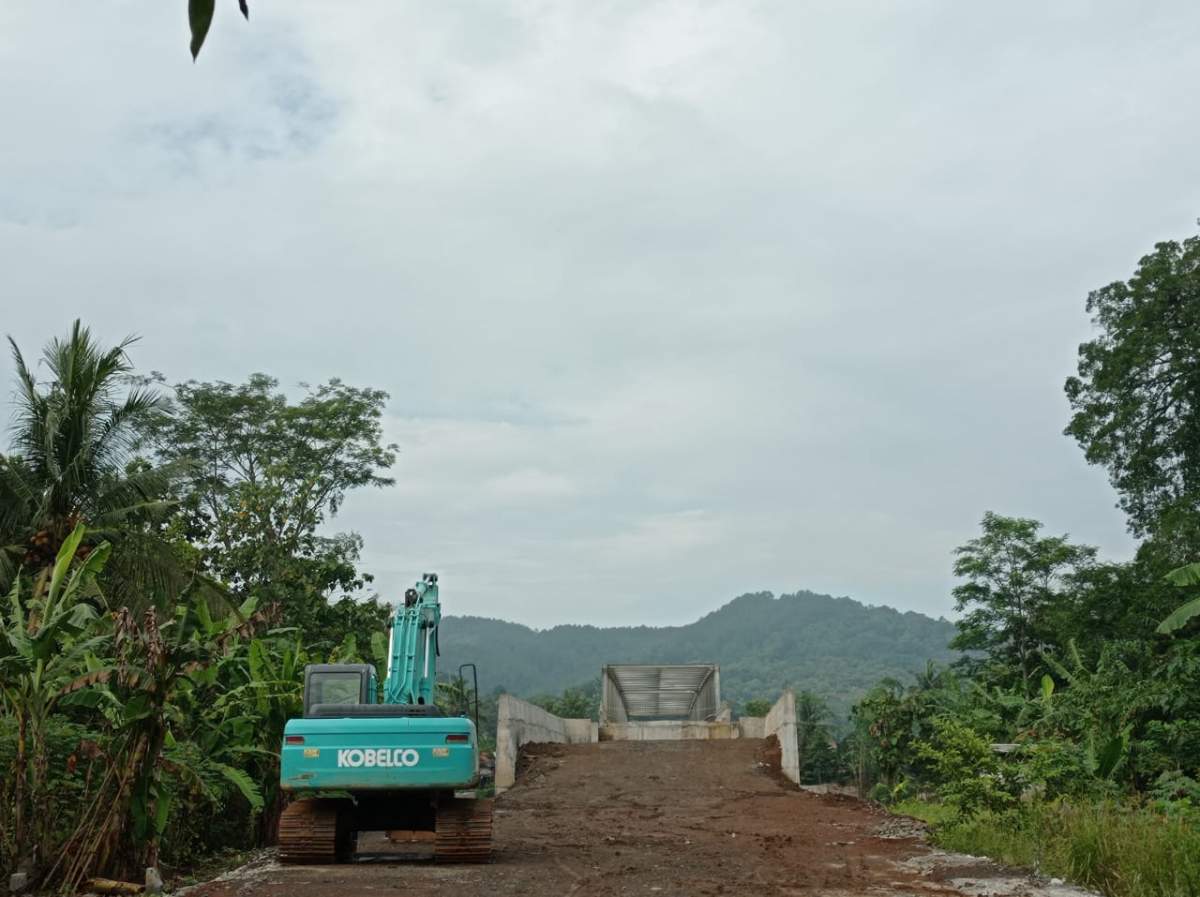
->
[530,681,599,720]
[742,698,772,717]
[1147,771,1200,819]
[1015,738,1101,799]
[914,717,1014,816]
[868,782,891,804]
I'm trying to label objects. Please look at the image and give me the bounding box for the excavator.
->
[277,573,492,863]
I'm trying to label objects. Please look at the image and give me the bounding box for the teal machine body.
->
[277,574,491,863]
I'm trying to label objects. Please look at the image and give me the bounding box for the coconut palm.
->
[0,321,189,606]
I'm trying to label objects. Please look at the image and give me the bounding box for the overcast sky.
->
[3,2,1198,627]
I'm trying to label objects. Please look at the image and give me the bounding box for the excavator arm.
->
[384,572,441,706]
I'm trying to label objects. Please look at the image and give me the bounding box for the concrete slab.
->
[600,720,739,740]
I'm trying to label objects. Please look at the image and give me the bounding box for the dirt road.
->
[188,739,1094,897]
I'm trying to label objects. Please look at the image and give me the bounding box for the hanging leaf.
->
[233,594,259,625]
[239,0,249,20]
[215,762,264,812]
[1158,562,1200,634]
[370,630,388,671]
[47,523,87,604]
[154,790,173,835]
[58,668,112,696]
[189,0,216,60]
[6,578,29,653]
[130,785,150,841]
[1040,674,1054,702]
[1040,651,1074,685]
[1166,562,1200,588]
[248,638,268,681]
[1095,732,1128,780]
[334,632,359,663]
[1157,596,1200,635]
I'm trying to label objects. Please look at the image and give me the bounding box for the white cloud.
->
[4,0,1197,625]
[481,468,578,503]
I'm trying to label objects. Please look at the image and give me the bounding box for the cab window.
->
[308,672,362,708]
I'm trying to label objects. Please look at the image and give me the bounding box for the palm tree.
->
[0,321,188,605]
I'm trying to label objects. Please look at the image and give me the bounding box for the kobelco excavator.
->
[277,573,492,863]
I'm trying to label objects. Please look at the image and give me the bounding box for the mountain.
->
[438,590,960,720]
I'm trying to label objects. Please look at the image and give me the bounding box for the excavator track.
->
[434,797,493,863]
[278,799,355,864]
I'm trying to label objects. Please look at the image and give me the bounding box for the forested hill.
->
[439,590,960,719]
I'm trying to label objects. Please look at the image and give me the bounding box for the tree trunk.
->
[14,711,27,856]
[32,712,51,852]
[258,788,285,846]
[141,725,168,875]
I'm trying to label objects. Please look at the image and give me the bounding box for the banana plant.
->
[0,524,111,865]
[49,590,275,888]
[1157,562,1200,635]
[1037,641,1139,784]
[202,631,307,841]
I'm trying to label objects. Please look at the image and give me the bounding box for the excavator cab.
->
[303,663,378,716]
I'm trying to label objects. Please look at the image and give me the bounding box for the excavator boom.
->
[384,574,441,706]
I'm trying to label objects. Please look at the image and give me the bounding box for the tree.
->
[1065,227,1200,541]
[0,322,188,607]
[530,681,600,720]
[795,691,840,784]
[742,698,772,717]
[146,374,397,646]
[950,513,1096,696]
[914,717,1013,816]
[1054,554,1178,650]
[852,679,915,788]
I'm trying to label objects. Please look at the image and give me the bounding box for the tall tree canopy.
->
[950,512,1096,696]
[1065,228,1200,542]
[146,374,398,644]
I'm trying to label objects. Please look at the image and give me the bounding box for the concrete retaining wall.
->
[494,694,598,793]
[737,716,766,738]
[764,689,800,785]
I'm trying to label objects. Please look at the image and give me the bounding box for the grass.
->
[891,798,960,826]
[892,798,1200,897]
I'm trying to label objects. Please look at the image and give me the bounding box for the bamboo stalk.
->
[83,878,144,894]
